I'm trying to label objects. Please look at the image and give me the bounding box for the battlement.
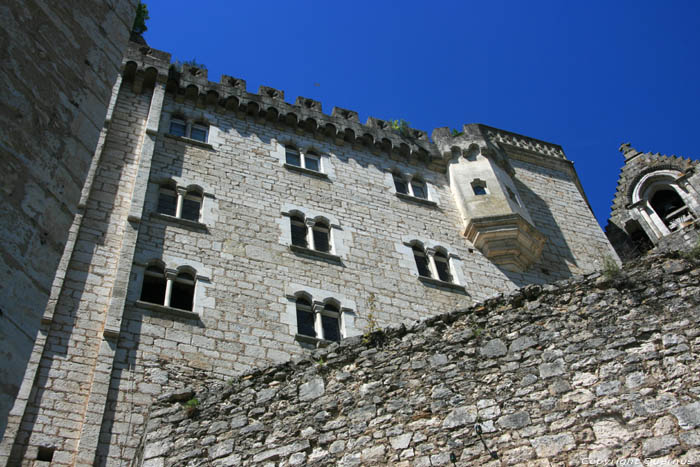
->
[123,42,567,164]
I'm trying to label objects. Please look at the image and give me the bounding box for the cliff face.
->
[139,251,700,466]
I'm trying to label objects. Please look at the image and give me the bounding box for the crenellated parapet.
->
[122,42,439,163]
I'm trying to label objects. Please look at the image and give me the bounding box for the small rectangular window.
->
[296,308,316,337]
[305,155,320,172]
[190,124,208,142]
[140,275,166,305]
[414,251,431,277]
[170,280,194,311]
[170,119,186,137]
[286,148,301,166]
[473,185,487,196]
[435,257,452,282]
[181,198,201,221]
[157,190,177,216]
[291,222,308,247]
[394,176,409,195]
[321,314,340,342]
[411,181,427,199]
[312,227,330,252]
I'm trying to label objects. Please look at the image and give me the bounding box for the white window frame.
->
[388,169,438,205]
[283,286,360,344]
[278,205,348,259]
[167,114,209,143]
[399,237,466,291]
[154,181,206,225]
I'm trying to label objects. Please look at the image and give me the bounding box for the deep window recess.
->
[180,190,202,222]
[506,186,520,205]
[140,264,167,304]
[321,303,341,343]
[393,173,409,194]
[157,185,178,217]
[169,116,209,143]
[410,179,427,199]
[285,145,322,172]
[312,222,331,253]
[169,118,186,137]
[139,263,197,312]
[170,272,195,311]
[286,146,302,167]
[296,296,316,337]
[290,214,308,248]
[156,182,204,223]
[412,244,432,278]
[473,184,487,196]
[434,250,452,282]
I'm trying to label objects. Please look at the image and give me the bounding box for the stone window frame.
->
[630,170,697,239]
[283,285,360,346]
[163,111,214,148]
[149,178,216,229]
[398,237,467,292]
[471,178,489,196]
[130,255,213,318]
[275,140,333,179]
[386,169,438,207]
[278,204,348,261]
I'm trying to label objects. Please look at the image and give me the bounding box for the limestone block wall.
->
[0,0,137,438]
[139,251,700,466]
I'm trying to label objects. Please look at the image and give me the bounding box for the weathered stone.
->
[530,433,575,457]
[442,406,477,428]
[642,435,678,457]
[539,359,566,378]
[497,411,531,429]
[671,402,700,429]
[481,339,508,357]
[299,377,325,401]
[252,440,311,463]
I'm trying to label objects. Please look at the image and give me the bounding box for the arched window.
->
[181,188,202,222]
[170,270,195,311]
[157,182,178,217]
[140,263,167,304]
[290,213,308,248]
[650,189,686,229]
[412,243,431,278]
[433,249,452,283]
[285,145,301,167]
[393,172,409,195]
[312,220,331,253]
[295,295,315,337]
[410,178,427,199]
[321,302,341,343]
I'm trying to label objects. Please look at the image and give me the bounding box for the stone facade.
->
[0,0,138,439]
[607,143,700,259]
[139,251,700,466]
[1,40,617,465]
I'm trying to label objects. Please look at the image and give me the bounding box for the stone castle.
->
[1,1,698,465]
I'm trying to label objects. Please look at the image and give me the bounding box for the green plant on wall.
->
[602,255,621,279]
[132,2,149,35]
[390,119,411,136]
[451,128,463,137]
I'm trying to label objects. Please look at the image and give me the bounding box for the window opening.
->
[157,186,177,216]
[412,244,431,277]
[434,250,452,282]
[321,303,341,342]
[506,187,520,205]
[170,272,195,311]
[290,214,308,248]
[650,189,688,230]
[37,446,55,462]
[296,296,316,337]
[305,152,320,172]
[411,179,427,199]
[190,123,208,142]
[285,146,301,167]
[312,222,330,252]
[393,173,409,195]
[180,190,202,221]
[169,118,186,137]
[140,264,167,304]
[473,184,487,196]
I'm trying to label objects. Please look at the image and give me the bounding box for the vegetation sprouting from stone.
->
[602,255,621,279]
[390,119,411,136]
[131,2,149,35]
[451,128,464,137]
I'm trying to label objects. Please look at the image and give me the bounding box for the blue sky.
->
[142,0,700,228]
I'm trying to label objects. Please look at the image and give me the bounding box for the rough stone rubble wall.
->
[0,0,137,438]
[142,252,700,466]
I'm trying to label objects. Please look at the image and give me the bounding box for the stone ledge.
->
[283,163,330,180]
[134,300,201,320]
[418,275,467,293]
[395,192,438,207]
[164,132,214,149]
[289,245,342,263]
[150,212,208,231]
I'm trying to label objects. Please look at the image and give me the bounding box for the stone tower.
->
[1,39,617,465]
[606,143,700,259]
